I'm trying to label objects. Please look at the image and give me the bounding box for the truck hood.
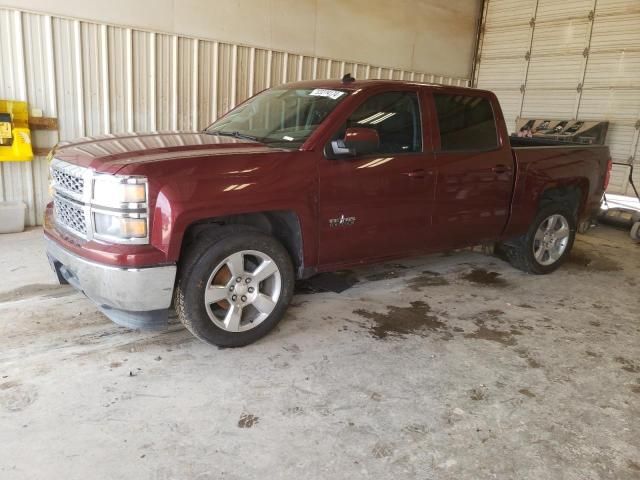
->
[52,131,284,174]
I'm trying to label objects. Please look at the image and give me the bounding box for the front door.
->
[317,90,431,269]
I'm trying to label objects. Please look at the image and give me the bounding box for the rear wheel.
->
[500,204,576,274]
[175,226,294,347]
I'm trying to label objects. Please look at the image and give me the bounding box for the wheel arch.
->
[178,210,307,278]
[538,180,589,220]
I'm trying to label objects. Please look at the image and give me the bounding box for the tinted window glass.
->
[346,92,422,154]
[434,94,498,151]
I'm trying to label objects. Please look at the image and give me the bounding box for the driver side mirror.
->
[329,127,380,158]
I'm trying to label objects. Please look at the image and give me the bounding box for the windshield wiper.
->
[206,130,260,142]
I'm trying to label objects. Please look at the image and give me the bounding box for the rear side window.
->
[434,94,498,151]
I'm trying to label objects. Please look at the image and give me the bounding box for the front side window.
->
[205,87,349,148]
[345,91,422,154]
[434,94,498,151]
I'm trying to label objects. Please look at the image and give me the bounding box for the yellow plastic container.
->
[0,100,34,162]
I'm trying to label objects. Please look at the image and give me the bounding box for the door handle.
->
[492,164,511,174]
[401,169,425,179]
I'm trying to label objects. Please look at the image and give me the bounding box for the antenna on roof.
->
[342,73,355,84]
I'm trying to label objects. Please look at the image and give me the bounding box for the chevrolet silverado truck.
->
[44,77,612,347]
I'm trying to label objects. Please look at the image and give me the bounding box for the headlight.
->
[93,176,147,207]
[94,212,147,240]
[90,174,149,244]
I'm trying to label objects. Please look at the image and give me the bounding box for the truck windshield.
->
[205,87,349,148]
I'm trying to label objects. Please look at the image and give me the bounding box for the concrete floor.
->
[1,226,639,480]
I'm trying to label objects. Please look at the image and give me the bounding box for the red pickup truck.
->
[44,78,612,347]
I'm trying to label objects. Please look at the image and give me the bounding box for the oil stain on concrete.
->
[237,413,259,428]
[463,310,520,347]
[353,301,447,340]
[461,268,508,287]
[515,348,542,368]
[518,388,536,398]
[365,270,403,282]
[566,248,622,272]
[295,271,358,294]
[469,387,487,401]
[615,357,640,373]
[464,324,518,346]
[407,271,450,291]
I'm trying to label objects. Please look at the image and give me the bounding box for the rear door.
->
[427,92,514,249]
[317,88,433,268]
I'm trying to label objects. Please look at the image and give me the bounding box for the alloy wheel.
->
[532,214,571,266]
[203,250,282,332]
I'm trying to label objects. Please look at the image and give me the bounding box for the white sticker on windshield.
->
[309,88,345,100]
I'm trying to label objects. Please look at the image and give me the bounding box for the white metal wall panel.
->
[21,12,57,224]
[22,13,56,118]
[0,10,26,102]
[80,23,107,136]
[529,19,591,55]
[197,40,217,129]
[491,90,525,132]
[522,90,580,118]
[583,51,640,90]
[475,58,521,90]
[582,4,640,192]
[0,6,469,226]
[474,0,537,133]
[154,34,176,132]
[579,91,640,122]
[524,56,585,89]
[534,0,594,21]
[590,11,640,49]
[177,37,196,131]
[0,10,36,226]
[108,27,134,134]
[521,5,593,119]
[235,46,250,108]
[476,0,640,196]
[132,30,154,132]
[484,0,535,28]
[52,17,84,140]
[594,0,640,14]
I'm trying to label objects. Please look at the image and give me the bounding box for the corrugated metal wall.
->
[0,7,470,226]
[474,0,640,195]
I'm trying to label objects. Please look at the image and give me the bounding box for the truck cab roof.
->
[281,78,492,96]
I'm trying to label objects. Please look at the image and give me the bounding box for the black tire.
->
[175,226,294,347]
[500,204,576,274]
[631,222,640,243]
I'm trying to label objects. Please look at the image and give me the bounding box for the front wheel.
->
[500,204,576,274]
[175,227,294,347]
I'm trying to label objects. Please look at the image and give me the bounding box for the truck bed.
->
[509,135,603,148]
[504,140,610,238]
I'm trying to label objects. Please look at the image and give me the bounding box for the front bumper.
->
[45,236,177,330]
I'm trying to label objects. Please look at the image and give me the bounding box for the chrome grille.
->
[50,159,88,200]
[51,168,84,195]
[49,158,149,244]
[54,196,87,237]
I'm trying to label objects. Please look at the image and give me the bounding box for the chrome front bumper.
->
[45,237,177,329]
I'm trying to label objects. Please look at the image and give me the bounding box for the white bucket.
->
[0,201,26,234]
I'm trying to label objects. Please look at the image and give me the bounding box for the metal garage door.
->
[475,0,640,195]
